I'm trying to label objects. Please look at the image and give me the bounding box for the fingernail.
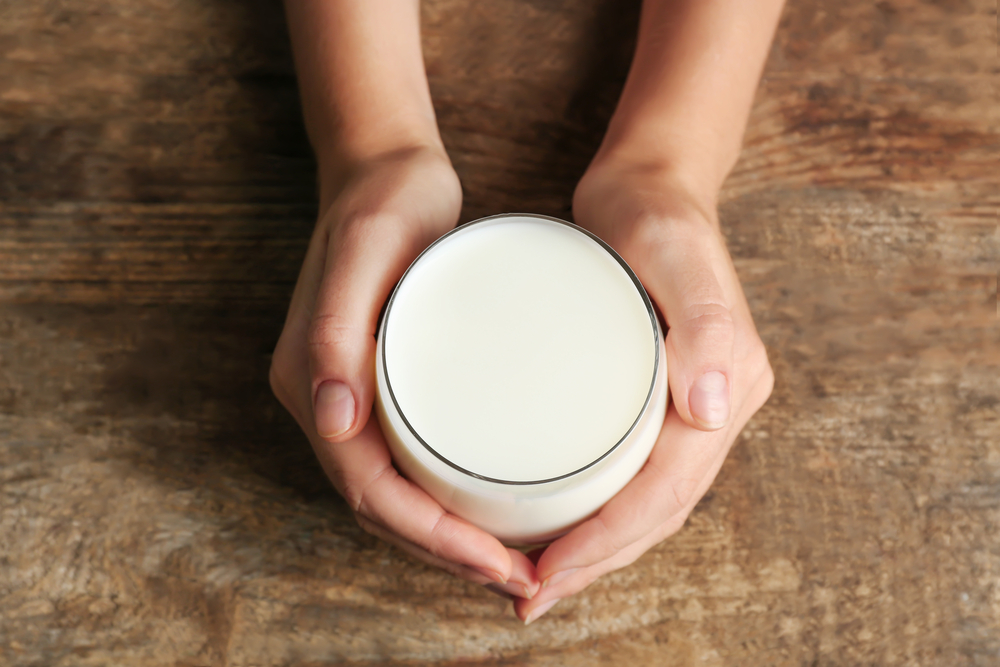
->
[524,598,561,625]
[315,381,355,438]
[541,568,578,589]
[689,371,730,429]
[471,566,507,585]
[487,580,533,599]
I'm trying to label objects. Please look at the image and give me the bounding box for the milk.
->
[376,214,668,544]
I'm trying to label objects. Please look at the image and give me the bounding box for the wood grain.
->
[1,0,997,665]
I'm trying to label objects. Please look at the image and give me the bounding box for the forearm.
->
[595,0,786,205]
[284,0,444,192]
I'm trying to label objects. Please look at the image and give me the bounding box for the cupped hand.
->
[515,159,774,624]
[270,146,540,600]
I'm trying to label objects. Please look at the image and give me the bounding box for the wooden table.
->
[1,1,997,664]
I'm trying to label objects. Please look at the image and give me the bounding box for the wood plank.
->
[0,0,997,664]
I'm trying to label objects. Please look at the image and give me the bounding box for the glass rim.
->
[380,212,662,486]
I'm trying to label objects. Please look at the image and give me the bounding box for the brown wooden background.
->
[1,0,997,664]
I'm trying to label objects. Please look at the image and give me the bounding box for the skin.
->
[271,0,783,622]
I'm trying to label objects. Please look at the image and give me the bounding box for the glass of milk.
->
[375,213,668,545]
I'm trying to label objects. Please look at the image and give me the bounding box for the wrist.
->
[317,141,458,220]
[585,0,782,203]
[316,122,449,205]
[286,0,444,196]
[316,110,446,180]
[578,144,720,224]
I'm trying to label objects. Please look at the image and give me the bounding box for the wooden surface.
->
[1,0,997,664]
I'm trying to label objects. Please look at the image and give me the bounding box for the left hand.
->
[515,157,774,624]
[269,147,540,600]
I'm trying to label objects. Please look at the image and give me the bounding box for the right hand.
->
[270,146,541,600]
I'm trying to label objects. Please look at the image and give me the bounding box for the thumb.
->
[645,226,736,431]
[309,214,420,442]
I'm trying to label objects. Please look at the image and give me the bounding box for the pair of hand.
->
[269,145,773,623]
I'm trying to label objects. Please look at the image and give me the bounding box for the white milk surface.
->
[383,216,656,483]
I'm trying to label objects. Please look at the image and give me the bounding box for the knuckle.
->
[342,464,395,517]
[425,513,461,559]
[680,302,734,329]
[308,313,359,349]
[645,455,700,514]
[666,476,700,512]
[340,475,371,515]
[591,514,632,555]
[340,480,366,513]
[677,303,736,346]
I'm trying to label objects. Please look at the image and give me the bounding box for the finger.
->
[357,515,536,595]
[308,155,463,443]
[355,514,541,598]
[309,417,516,583]
[357,516,497,585]
[274,320,541,597]
[507,548,542,599]
[534,406,730,585]
[308,211,419,442]
[515,414,742,624]
[273,247,534,594]
[488,549,541,599]
[513,517,668,623]
[530,352,775,591]
[638,222,737,431]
